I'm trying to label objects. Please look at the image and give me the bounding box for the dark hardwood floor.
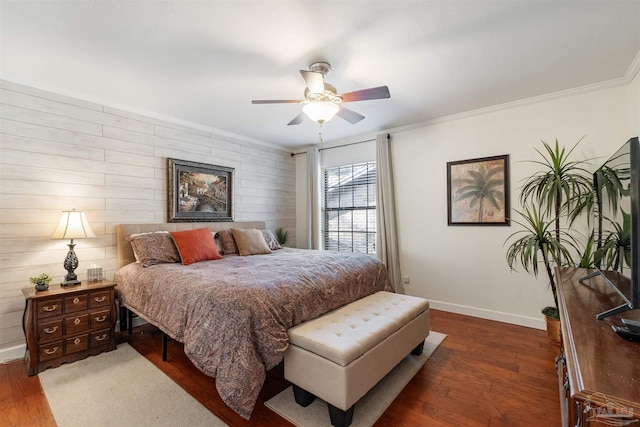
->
[2,309,561,426]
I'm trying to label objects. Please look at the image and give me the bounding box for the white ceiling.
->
[1,1,639,150]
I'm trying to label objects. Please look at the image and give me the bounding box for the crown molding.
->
[297,72,635,152]
[625,49,640,82]
[0,73,291,153]
[328,55,640,148]
[388,76,630,136]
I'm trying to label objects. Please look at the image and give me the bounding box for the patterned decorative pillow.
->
[231,228,272,256]
[262,229,282,250]
[126,232,180,267]
[216,229,238,255]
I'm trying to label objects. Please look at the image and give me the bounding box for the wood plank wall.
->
[0,80,297,357]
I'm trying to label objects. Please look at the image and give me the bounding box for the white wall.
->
[0,80,296,361]
[297,82,635,329]
[392,85,630,328]
[630,68,640,136]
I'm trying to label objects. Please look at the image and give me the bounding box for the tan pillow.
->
[231,228,272,256]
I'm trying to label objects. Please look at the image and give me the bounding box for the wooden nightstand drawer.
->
[65,294,88,313]
[38,341,63,362]
[65,313,89,335]
[89,291,110,308]
[90,329,111,347]
[38,319,63,341]
[90,310,111,328]
[66,335,89,354]
[37,299,62,319]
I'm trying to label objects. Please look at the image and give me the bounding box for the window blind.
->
[322,161,376,254]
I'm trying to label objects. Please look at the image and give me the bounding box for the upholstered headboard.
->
[116,221,266,268]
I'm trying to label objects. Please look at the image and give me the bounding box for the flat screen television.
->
[580,137,639,320]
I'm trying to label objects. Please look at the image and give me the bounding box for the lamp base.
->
[61,279,81,287]
[61,242,81,287]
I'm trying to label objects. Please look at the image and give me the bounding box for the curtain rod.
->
[290,134,389,157]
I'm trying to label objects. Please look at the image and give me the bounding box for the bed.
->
[114,221,393,419]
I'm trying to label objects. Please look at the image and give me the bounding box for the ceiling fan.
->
[251,61,390,126]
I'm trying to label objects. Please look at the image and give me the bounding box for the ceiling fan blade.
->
[251,99,301,104]
[340,86,390,102]
[287,113,306,126]
[300,70,325,94]
[336,106,365,124]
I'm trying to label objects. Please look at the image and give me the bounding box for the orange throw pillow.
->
[170,228,222,265]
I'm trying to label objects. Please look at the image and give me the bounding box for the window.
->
[322,161,376,254]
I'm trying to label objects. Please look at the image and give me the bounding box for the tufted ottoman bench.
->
[284,291,430,427]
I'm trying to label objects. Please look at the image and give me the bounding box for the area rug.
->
[39,343,228,427]
[265,331,447,427]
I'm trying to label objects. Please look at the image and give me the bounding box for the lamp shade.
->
[50,210,96,240]
[303,101,340,124]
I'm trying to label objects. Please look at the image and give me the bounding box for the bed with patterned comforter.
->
[114,246,392,419]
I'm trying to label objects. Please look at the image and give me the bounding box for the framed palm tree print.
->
[447,154,510,225]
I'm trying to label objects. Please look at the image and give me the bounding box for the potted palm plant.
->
[505,138,593,341]
[597,211,632,271]
[275,227,288,246]
[506,205,578,340]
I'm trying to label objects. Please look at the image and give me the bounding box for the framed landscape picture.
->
[168,158,234,222]
[447,154,510,226]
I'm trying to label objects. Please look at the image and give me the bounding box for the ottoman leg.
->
[328,403,354,427]
[292,384,316,407]
[411,340,425,355]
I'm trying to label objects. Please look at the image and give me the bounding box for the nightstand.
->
[22,280,117,376]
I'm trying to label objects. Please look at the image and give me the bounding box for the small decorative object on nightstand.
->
[87,264,103,282]
[30,273,52,291]
[50,209,96,286]
[22,280,117,375]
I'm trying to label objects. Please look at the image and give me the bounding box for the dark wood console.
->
[23,280,117,376]
[556,267,640,426]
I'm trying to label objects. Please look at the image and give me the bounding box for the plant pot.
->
[34,282,49,291]
[545,314,561,343]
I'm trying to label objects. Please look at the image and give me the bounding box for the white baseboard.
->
[1,318,150,364]
[1,343,26,364]
[428,299,546,330]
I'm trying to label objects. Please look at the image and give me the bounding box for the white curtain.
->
[306,146,321,249]
[376,133,404,294]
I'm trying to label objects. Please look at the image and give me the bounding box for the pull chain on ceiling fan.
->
[251,61,390,126]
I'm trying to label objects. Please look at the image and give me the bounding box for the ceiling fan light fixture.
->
[303,101,340,125]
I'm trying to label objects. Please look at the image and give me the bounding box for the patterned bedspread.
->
[114,247,392,419]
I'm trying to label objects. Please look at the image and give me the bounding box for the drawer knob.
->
[43,305,58,312]
[73,297,80,304]
[74,318,81,325]
[94,296,106,303]
[95,315,107,322]
[94,334,108,342]
[44,347,59,355]
[44,326,59,334]
[74,338,81,345]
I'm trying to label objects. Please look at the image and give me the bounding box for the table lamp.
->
[50,209,96,286]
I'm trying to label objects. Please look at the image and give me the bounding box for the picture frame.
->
[447,154,510,226]
[168,158,234,222]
